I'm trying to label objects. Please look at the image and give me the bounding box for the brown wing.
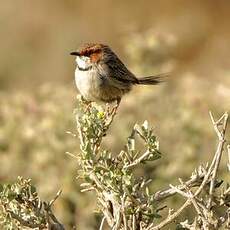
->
[105,54,138,84]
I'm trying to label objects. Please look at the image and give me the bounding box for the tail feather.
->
[137,73,168,85]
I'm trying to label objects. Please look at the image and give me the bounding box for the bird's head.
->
[70,43,112,71]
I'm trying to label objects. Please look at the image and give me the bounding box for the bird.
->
[70,43,166,105]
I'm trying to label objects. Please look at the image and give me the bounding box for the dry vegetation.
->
[0,1,230,229]
[0,97,229,229]
[0,31,229,229]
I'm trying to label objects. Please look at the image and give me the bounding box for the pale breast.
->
[75,68,91,101]
[75,66,131,102]
[75,68,103,101]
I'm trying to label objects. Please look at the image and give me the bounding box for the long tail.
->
[137,73,168,85]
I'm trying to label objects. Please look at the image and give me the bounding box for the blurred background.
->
[0,0,229,229]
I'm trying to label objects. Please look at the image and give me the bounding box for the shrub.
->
[0,96,229,229]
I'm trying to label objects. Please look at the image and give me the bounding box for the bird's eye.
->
[88,48,101,56]
[87,51,94,56]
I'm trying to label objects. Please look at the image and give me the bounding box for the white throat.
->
[75,56,91,70]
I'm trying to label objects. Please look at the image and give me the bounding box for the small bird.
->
[70,43,166,104]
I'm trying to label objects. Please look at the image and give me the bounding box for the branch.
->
[178,178,204,218]
[99,217,106,230]
[149,200,191,230]
[151,112,229,229]
[75,97,229,230]
[124,150,151,170]
[153,170,205,201]
[207,112,228,208]
[227,145,230,172]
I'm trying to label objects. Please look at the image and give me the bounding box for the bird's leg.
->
[80,96,92,112]
[116,98,121,108]
[110,98,121,115]
[103,98,121,134]
[104,98,121,121]
[105,102,110,113]
[115,98,121,110]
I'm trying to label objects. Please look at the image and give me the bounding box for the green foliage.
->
[0,177,45,229]
[0,95,229,229]
[0,177,63,230]
[74,98,230,229]
[75,97,163,228]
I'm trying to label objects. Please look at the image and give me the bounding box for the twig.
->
[132,214,136,230]
[124,150,151,170]
[169,180,204,221]
[193,114,227,199]
[80,187,95,192]
[149,200,191,230]
[45,201,65,230]
[224,186,230,196]
[207,112,228,208]
[169,184,190,198]
[112,209,122,230]
[151,112,229,229]
[178,178,203,218]
[153,171,205,201]
[227,145,230,172]
[99,217,106,230]
[209,112,226,139]
[89,172,106,191]
[49,190,62,207]
[76,118,85,147]
[65,151,79,159]
[121,193,128,230]
[98,197,114,227]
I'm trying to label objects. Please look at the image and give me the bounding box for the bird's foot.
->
[105,98,121,116]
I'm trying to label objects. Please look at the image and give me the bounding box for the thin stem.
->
[207,112,228,208]
[99,217,106,230]
[227,145,230,172]
[149,200,191,230]
[153,171,205,201]
[124,150,151,170]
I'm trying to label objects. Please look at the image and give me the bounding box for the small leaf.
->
[123,175,132,186]
[0,184,3,193]
[142,212,162,219]
[7,191,17,201]
[142,120,149,130]
[30,185,37,194]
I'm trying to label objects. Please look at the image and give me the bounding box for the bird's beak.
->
[70,51,80,56]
